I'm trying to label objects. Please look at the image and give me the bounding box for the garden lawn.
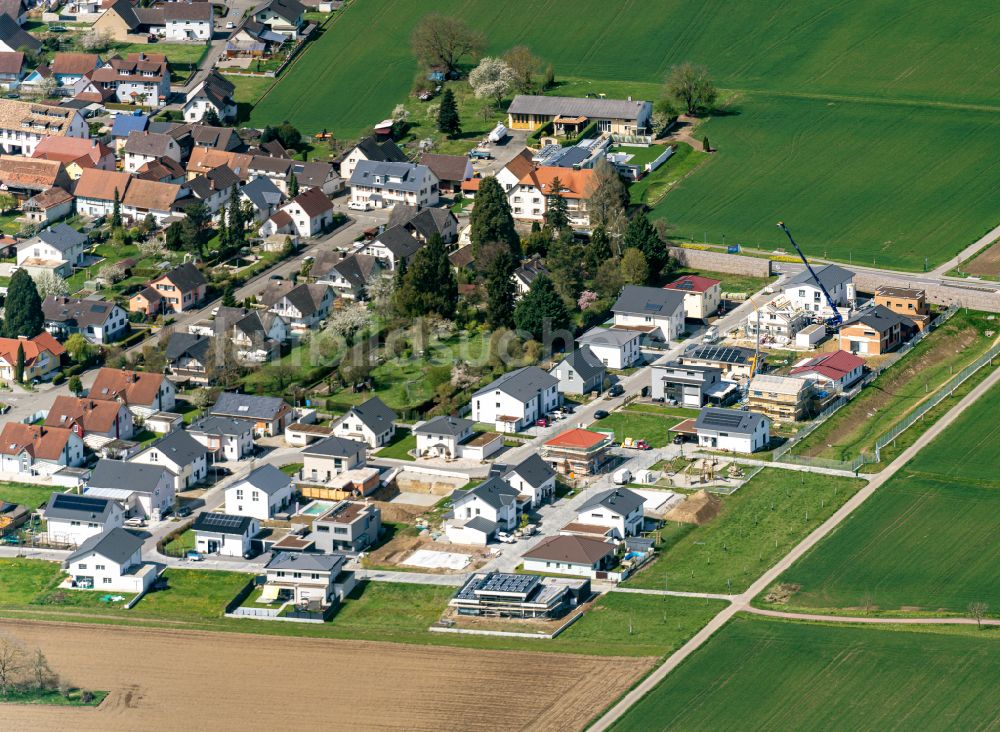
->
[626,469,864,594]
[668,267,774,296]
[628,143,708,207]
[591,411,683,448]
[0,482,56,509]
[375,428,415,461]
[0,558,62,605]
[767,381,1000,615]
[609,615,1000,732]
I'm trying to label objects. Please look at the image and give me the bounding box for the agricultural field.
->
[766,381,1000,615]
[609,615,1000,732]
[792,309,999,461]
[0,619,652,731]
[626,469,863,594]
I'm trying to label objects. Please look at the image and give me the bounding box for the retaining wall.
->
[668,247,771,278]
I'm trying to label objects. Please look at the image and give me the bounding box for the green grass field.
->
[626,469,863,594]
[610,615,1000,732]
[592,411,683,448]
[768,381,1000,615]
[0,482,54,509]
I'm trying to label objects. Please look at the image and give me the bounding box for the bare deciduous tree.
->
[0,634,26,694]
[968,601,989,630]
[411,14,484,76]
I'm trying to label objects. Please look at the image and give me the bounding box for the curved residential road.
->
[744,606,1000,628]
[588,362,1000,732]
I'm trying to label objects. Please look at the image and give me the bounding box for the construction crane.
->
[777,222,844,328]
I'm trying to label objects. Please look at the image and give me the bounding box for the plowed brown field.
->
[0,620,652,731]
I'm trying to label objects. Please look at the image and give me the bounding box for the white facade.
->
[189,429,253,462]
[696,418,770,454]
[130,446,207,491]
[349,162,440,209]
[782,277,854,317]
[65,543,154,594]
[471,380,559,433]
[46,506,124,547]
[504,470,556,508]
[194,520,259,557]
[0,109,88,156]
[575,503,642,539]
[224,479,293,521]
[452,493,516,531]
[282,197,334,238]
[165,19,212,41]
[613,309,684,343]
[577,331,641,370]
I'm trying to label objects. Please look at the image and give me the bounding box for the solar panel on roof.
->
[52,493,107,512]
[702,411,746,428]
[202,513,245,529]
[644,301,663,312]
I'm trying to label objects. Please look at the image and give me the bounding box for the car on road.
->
[212,466,233,477]
[535,417,549,427]
[185,551,204,561]
[176,505,192,518]
[607,384,625,397]
[269,274,283,280]
[348,200,374,211]
[594,409,610,419]
[225,20,235,28]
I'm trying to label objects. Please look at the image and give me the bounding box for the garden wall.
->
[668,246,770,278]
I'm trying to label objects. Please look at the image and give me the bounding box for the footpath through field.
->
[744,606,1000,628]
[589,362,1000,731]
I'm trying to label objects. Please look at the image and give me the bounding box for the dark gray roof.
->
[694,407,768,435]
[264,281,330,316]
[784,263,854,290]
[348,160,432,193]
[188,415,252,437]
[238,464,291,496]
[513,257,547,287]
[211,392,289,421]
[159,262,207,292]
[387,204,456,242]
[240,175,282,211]
[578,487,644,517]
[251,0,305,23]
[250,154,293,175]
[558,347,605,382]
[67,527,143,565]
[45,492,118,523]
[456,476,519,509]
[89,458,169,493]
[0,14,39,51]
[507,94,649,122]
[612,285,685,318]
[124,130,175,158]
[504,453,555,489]
[185,165,239,200]
[293,160,336,188]
[845,304,906,331]
[577,326,641,347]
[463,515,497,533]
[301,434,366,458]
[473,366,558,402]
[348,396,396,433]
[686,345,755,365]
[165,332,210,363]
[36,223,87,253]
[140,429,207,466]
[414,415,473,437]
[192,511,256,536]
[265,550,345,572]
[373,225,422,259]
[43,296,121,328]
[353,136,407,165]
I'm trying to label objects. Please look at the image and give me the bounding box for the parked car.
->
[468,149,492,160]
[594,409,610,420]
[607,384,625,397]
[348,200,374,211]
[535,417,549,427]
[225,20,235,28]
[185,550,203,561]
[124,517,146,528]
[673,434,685,445]
[176,505,192,518]
[640,386,650,397]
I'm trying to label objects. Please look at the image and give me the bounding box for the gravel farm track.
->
[0,619,652,731]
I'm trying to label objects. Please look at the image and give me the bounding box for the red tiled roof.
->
[0,423,74,460]
[790,350,864,381]
[664,274,722,294]
[0,333,65,368]
[544,428,607,450]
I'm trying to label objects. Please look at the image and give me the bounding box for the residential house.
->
[224,464,294,521]
[512,256,548,297]
[491,149,535,194]
[172,122,242,154]
[33,136,115,179]
[310,500,381,552]
[250,0,305,39]
[339,136,407,182]
[747,373,812,422]
[94,0,212,42]
[248,154,294,191]
[164,332,211,385]
[186,147,253,179]
[348,160,439,209]
[85,459,175,520]
[88,367,177,416]
[471,365,560,433]
[129,286,164,317]
[679,345,758,380]
[0,0,26,26]
[298,435,367,486]
[212,306,287,363]
[158,2,213,41]
[508,166,593,227]
[184,164,239,216]
[522,534,616,578]
[447,476,524,544]
[210,392,293,437]
[790,350,865,392]
[225,18,288,59]
[312,250,378,301]
[292,159,342,196]
[0,156,70,202]
[280,187,334,237]
[0,100,87,156]
[419,152,472,193]
[694,407,771,454]
[262,552,356,608]
[664,274,722,320]
[15,223,88,278]
[576,487,644,539]
[260,281,332,331]
[360,225,422,270]
[541,428,613,476]
[24,187,75,225]
[0,333,65,383]
[874,286,930,333]
[0,423,84,479]
[130,429,209,491]
[611,285,686,343]
[0,14,38,54]
[73,168,132,217]
[506,94,652,135]
[781,264,855,317]
[448,571,590,618]
[650,361,737,407]
[413,415,473,460]
[122,131,181,172]
[109,112,149,151]
[135,156,186,184]
[839,305,906,355]
[43,493,124,547]
[134,262,207,314]
[744,297,812,345]
[239,175,283,222]
[121,178,185,225]
[576,326,641,370]
[0,51,23,90]
[183,70,237,123]
[45,395,135,441]
[550,346,606,395]
[502,453,556,508]
[191,511,259,557]
[62,528,158,593]
[386,203,458,244]
[188,415,254,462]
[333,396,396,448]
[77,53,171,108]
[49,53,100,90]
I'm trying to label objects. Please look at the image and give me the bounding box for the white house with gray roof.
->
[63,527,157,593]
[414,415,473,459]
[333,396,396,448]
[187,415,254,462]
[262,551,356,607]
[502,453,556,507]
[299,435,366,485]
[44,492,124,546]
[224,464,293,521]
[16,223,88,278]
[781,264,855,317]
[576,326,641,370]
[361,225,423,270]
[576,487,644,539]
[446,476,525,545]
[85,459,174,520]
[348,159,439,209]
[192,511,259,557]
[694,407,770,454]
[471,366,560,433]
[129,429,208,491]
[210,392,293,437]
[550,347,606,395]
[611,285,685,343]
[262,281,333,332]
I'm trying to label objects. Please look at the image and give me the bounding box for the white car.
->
[348,200,373,211]
[225,21,235,29]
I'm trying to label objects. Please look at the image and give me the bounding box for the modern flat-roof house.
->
[679,345,758,381]
[192,512,259,557]
[88,368,176,416]
[130,429,208,491]
[262,552,356,610]
[471,366,560,433]
[576,487,644,539]
[522,534,616,578]
[348,160,439,209]
[541,428,613,476]
[15,223,88,278]
[506,95,652,135]
[44,492,124,546]
[449,571,590,619]
[502,453,557,508]
[298,435,367,486]
[790,350,865,392]
[62,528,158,594]
[187,415,254,462]
[210,392,293,437]
[747,374,812,422]
[612,285,685,343]
[874,286,930,333]
[0,423,84,476]
[85,459,174,520]
[332,396,396,448]
[42,296,129,345]
[309,500,381,553]
[224,464,294,521]
[650,361,738,407]
[694,407,770,454]
[664,274,723,320]
[446,476,525,546]
[781,264,854,317]
[44,395,135,441]
[839,305,906,355]
[550,347,606,395]
[576,326,641,370]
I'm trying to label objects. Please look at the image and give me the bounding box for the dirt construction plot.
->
[0,620,651,731]
[964,241,1000,276]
